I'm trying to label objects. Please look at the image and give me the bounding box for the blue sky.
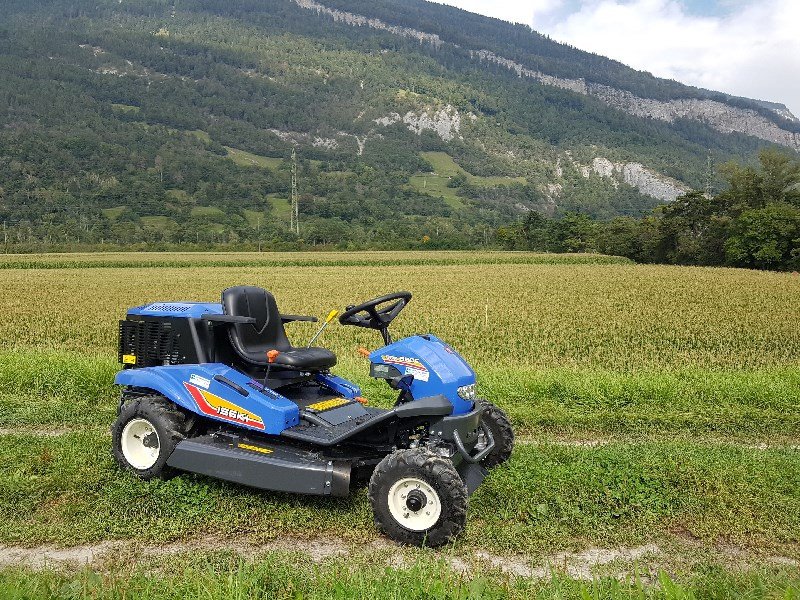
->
[432,0,800,117]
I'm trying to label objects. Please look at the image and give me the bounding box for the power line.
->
[290,148,300,236]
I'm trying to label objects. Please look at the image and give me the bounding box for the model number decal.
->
[381,355,430,382]
[184,383,265,430]
[189,374,211,389]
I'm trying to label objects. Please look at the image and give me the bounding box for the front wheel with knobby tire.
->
[368,448,468,547]
[477,403,514,469]
[112,395,190,480]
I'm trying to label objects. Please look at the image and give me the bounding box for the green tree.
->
[596,216,658,262]
[549,212,598,253]
[724,203,800,270]
[447,172,467,188]
[652,191,729,265]
[520,210,550,250]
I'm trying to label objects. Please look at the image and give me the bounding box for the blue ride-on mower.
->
[112,287,513,546]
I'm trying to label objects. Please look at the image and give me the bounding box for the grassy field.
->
[0,251,630,269]
[223,146,285,169]
[410,152,528,208]
[0,252,798,597]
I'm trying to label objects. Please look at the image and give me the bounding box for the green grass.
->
[139,216,176,229]
[420,152,527,186]
[0,252,630,270]
[101,206,126,220]
[244,200,289,225]
[2,351,799,442]
[224,146,284,169]
[110,103,140,114]
[421,151,465,178]
[0,430,798,556]
[268,193,292,219]
[481,367,800,438]
[409,174,466,208]
[2,557,799,600]
[190,206,226,219]
[410,152,527,208]
[243,209,268,226]
[0,255,798,594]
[188,130,211,144]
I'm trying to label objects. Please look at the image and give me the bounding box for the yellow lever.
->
[309,309,339,347]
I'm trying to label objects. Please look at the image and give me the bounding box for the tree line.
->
[497,149,800,271]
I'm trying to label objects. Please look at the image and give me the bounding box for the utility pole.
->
[705,151,714,196]
[290,148,299,236]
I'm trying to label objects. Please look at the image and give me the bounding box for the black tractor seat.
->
[221,286,336,371]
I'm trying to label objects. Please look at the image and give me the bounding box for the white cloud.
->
[432,0,800,118]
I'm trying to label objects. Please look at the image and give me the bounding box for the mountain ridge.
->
[296,0,799,149]
[0,0,796,249]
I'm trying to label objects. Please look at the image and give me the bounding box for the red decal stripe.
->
[183,382,265,430]
[184,382,219,418]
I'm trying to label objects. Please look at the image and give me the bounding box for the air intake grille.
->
[145,303,192,313]
[118,320,179,367]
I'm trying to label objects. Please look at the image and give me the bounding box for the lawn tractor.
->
[112,287,513,546]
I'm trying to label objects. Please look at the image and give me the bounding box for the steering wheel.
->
[339,292,412,335]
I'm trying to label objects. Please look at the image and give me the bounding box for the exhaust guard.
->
[429,401,492,495]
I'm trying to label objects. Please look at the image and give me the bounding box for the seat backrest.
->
[222,286,291,359]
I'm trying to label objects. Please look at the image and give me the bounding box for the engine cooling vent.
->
[145,303,192,313]
[118,320,180,367]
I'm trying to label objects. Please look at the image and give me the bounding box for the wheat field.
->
[1,252,799,597]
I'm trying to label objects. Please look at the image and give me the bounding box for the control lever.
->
[308,309,339,347]
[263,349,280,387]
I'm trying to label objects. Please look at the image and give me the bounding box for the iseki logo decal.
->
[184,382,265,430]
[380,355,430,382]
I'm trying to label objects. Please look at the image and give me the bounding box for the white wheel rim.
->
[121,418,161,470]
[387,477,442,531]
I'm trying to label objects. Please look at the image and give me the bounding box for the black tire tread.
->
[368,448,468,547]
[480,403,514,469]
[112,394,190,480]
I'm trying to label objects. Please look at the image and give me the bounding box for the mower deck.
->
[167,433,351,496]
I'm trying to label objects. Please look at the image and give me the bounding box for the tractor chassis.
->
[163,402,492,498]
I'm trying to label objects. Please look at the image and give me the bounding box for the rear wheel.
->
[477,403,514,469]
[369,448,467,547]
[112,395,191,480]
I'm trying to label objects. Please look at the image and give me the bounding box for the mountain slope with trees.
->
[0,0,797,251]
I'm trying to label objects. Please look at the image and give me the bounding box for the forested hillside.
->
[0,0,797,250]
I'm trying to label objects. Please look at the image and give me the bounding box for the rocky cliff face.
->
[471,54,800,152]
[294,0,443,47]
[374,106,464,142]
[295,0,799,153]
[588,87,799,151]
[558,154,689,203]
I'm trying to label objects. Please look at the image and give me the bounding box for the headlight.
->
[457,383,476,400]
